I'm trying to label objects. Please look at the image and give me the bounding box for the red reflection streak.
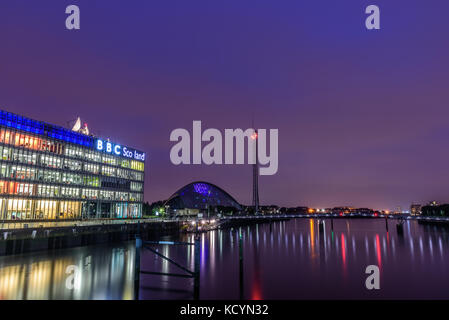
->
[375,234,382,269]
[251,280,262,300]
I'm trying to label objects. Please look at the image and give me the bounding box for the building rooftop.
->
[0,108,145,160]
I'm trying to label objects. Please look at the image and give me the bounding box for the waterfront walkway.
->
[0,213,447,232]
[0,218,165,231]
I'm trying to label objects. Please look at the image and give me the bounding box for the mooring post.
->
[239,227,244,300]
[134,235,142,300]
[193,235,201,300]
[331,218,334,231]
[385,216,389,232]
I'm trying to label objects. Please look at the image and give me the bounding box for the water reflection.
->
[1,219,449,299]
[0,244,134,300]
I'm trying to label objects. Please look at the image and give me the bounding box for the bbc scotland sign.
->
[96,139,145,161]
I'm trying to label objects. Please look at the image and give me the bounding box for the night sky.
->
[1,1,449,211]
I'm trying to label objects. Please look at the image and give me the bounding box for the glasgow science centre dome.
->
[165,182,242,216]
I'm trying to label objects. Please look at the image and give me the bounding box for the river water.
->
[1,218,449,300]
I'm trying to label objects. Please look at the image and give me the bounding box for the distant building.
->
[357,208,374,215]
[278,206,308,215]
[331,207,357,215]
[410,204,422,216]
[244,205,278,215]
[164,181,242,217]
[258,205,279,214]
[421,203,449,217]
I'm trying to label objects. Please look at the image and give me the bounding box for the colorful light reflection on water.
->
[1,219,449,299]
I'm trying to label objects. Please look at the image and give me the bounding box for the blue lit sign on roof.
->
[0,109,145,160]
[0,110,94,147]
[95,139,145,161]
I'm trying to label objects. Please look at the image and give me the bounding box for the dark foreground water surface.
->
[1,218,449,300]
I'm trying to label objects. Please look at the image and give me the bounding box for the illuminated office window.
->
[1,146,10,160]
[100,190,115,200]
[81,188,98,200]
[84,163,100,174]
[101,165,116,177]
[6,198,32,219]
[102,155,117,166]
[61,187,80,198]
[63,159,82,171]
[130,182,143,192]
[59,201,81,219]
[34,200,57,219]
[131,160,144,172]
[120,159,130,168]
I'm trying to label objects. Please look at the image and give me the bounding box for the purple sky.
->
[1,1,449,211]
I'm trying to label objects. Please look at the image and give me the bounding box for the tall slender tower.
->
[252,129,259,214]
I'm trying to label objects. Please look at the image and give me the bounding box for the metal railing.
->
[1,213,447,231]
[134,237,201,300]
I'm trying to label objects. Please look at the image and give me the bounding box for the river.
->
[1,218,448,299]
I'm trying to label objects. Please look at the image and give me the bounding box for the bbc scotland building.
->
[0,109,145,221]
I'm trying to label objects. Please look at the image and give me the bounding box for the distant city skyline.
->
[1,1,449,211]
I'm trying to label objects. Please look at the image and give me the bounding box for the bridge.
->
[181,213,449,223]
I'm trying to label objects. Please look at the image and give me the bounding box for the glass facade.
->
[0,110,145,220]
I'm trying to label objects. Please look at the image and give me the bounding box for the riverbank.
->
[0,219,179,256]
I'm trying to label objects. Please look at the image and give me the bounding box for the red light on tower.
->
[251,132,258,140]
